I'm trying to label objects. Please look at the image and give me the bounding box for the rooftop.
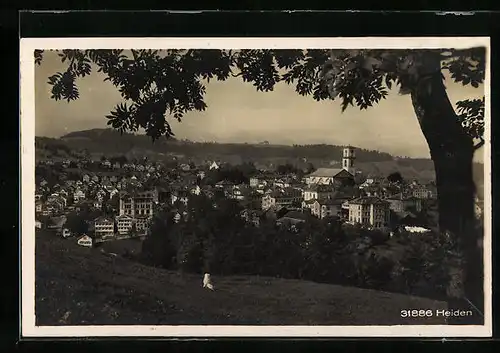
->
[349,197,388,205]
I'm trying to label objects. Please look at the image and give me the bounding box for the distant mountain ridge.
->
[44,128,397,161]
[36,128,485,183]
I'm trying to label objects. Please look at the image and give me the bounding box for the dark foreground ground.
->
[35,230,451,326]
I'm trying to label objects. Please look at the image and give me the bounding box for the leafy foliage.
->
[65,211,89,235]
[387,171,404,184]
[456,97,485,150]
[38,47,485,142]
[140,193,461,299]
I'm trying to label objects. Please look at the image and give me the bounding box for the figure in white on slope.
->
[203,273,214,291]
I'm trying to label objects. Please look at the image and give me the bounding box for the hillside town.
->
[35,146,484,248]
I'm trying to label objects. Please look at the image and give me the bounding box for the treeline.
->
[36,137,72,155]
[139,193,466,301]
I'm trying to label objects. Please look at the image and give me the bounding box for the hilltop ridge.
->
[35,128,484,183]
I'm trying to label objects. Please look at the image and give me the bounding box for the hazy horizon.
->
[35,50,486,163]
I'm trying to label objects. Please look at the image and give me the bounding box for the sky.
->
[35,50,485,162]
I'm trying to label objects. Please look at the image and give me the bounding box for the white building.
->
[303,184,336,202]
[73,189,86,203]
[94,216,115,238]
[348,197,390,229]
[77,234,93,247]
[115,214,134,235]
[135,216,150,234]
[190,185,202,195]
[403,226,431,234]
[119,191,155,218]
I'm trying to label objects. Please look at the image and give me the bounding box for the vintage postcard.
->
[20,37,492,337]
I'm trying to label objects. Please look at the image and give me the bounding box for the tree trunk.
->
[410,69,483,324]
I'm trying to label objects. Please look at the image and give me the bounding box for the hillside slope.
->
[35,231,449,326]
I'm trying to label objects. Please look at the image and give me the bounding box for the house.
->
[62,228,72,238]
[73,189,86,203]
[190,185,202,195]
[301,198,316,213]
[96,189,107,201]
[180,163,191,171]
[174,212,182,223]
[134,216,150,234]
[47,193,67,207]
[240,209,261,227]
[250,176,269,190]
[101,179,113,190]
[215,180,235,189]
[59,189,69,198]
[94,216,115,238]
[303,184,336,202]
[35,200,43,214]
[273,179,291,188]
[315,198,343,219]
[386,193,423,213]
[249,177,260,188]
[197,171,206,180]
[359,178,376,189]
[209,161,220,170]
[261,188,302,211]
[77,234,93,247]
[276,210,308,228]
[47,215,67,234]
[412,185,434,199]
[308,198,343,219]
[115,214,134,235]
[171,189,190,206]
[348,196,390,229]
[228,186,246,201]
[109,188,120,199]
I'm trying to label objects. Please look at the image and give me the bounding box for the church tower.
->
[342,146,356,175]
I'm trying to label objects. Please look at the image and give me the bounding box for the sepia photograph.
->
[20,37,491,337]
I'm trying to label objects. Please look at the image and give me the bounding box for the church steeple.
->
[342,146,355,175]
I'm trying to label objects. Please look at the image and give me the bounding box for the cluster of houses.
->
[35,147,484,247]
